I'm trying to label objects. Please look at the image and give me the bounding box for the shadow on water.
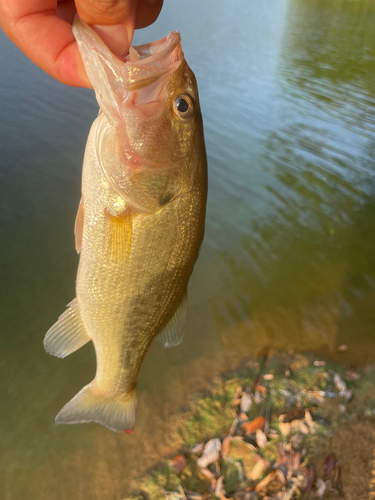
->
[1,0,375,498]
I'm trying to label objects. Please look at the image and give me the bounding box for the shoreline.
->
[127,352,375,500]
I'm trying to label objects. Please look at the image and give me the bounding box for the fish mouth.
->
[122,32,183,91]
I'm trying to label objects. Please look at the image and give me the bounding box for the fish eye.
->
[173,95,194,119]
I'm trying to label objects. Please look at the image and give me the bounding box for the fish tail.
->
[55,382,137,433]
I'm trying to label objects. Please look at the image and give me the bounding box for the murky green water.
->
[1,0,375,497]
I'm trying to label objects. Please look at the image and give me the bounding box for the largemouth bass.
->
[44,20,207,432]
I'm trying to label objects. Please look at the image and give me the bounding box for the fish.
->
[43,20,207,432]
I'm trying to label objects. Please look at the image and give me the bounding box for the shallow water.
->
[1,0,375,497]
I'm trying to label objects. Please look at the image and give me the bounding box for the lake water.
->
[1,0,375,497]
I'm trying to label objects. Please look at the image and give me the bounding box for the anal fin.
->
[44,299,90,358]
[156,292,187,348]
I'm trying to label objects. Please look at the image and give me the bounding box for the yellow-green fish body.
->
[44,21,207,432]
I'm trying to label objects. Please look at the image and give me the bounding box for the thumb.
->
[75,0,137,56]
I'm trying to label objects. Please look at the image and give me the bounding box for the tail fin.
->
[55,383,137,433]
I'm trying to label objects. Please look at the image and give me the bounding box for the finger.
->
[75,0,137,25]
[56,0,77,24]
[135,0,164,29]
[0,0,90,87]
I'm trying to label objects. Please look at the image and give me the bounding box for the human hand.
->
[0,0,164,88]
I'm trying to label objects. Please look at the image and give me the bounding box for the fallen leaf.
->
[240,392,252,413]
[290,419,309,435]
[344,370,360,381]
[253,391,262,404]
[263,374,274,381]
[242,416,265,435]
[215,475,225,499]
[279,409,305,423]
[333,465,341,483]
[239,412,249,421]
[315,478,327,498]
[169,454,187,474]
[278,422,291,436]
[303,465,315,493]
[306,391,325,404]
[289,450,302,476]
[255,384,267,394]
[197,438,221,468]
[250,458,270,481]
[313,360,326,367]
[338,404,346,414]
[304,410,315,432]
[337,344,349,352]
[256,429,267,448]
[190,442,205,454]
[341,389,353,402]
[235,386,243,398]
[198,467,215,480]
[255,471,277,492]
[333,374,347,392]
[323,453,336,476]
[221,436,231,458]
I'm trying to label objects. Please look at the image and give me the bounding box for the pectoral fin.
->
[44,299,90,358]
[74,198,84,254]
[156,293,187,348]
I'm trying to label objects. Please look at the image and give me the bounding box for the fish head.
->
[73,21,206,211]
[121,33,202,165]
[73,21,203,166]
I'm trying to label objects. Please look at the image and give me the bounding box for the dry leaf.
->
[242,416,265,435]
[240,392,252,413]
[289,450,302,476]
[170,454,187,474]
[279,422,291,436]
[333,374,347,392]
[239,412,249,421]
[303,465,315,493]
[255,471,277,492]
[197,438,221,468]
[250,458,270,480]
[255,384,267,394]
[306,391,325,404]
[315,478,327,498]
[313,360,326,367]
[198,467,215,479]
[338,404,346,414]
[304,409,315,432]
[323,453,336,476]
[342,389,353,402]
[215,476,225,498]
[290,419,309,434]
[263,374,274,381]
[255,429,267,448]
[221,436,231,458]
[253,391,262,404]
[337,344,349,352]
[190,442,205,454]
[344,370,360,381]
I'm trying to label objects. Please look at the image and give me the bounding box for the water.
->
[1,0,375,497]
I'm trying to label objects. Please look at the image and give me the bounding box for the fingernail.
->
[92,24,133,57]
